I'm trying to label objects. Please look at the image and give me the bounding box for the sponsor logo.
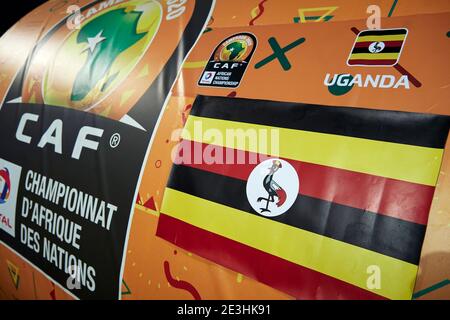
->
[0,158,22,237]
[0,168,11,204]
[199,71,216,85]
[246,159,299,217]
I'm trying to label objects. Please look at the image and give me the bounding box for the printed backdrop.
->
[0,0,449,299]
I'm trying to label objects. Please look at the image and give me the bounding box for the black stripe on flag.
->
[167,164,426,265]
[358,29,407,36]
[190,96,450,149]
[351,46,402,54]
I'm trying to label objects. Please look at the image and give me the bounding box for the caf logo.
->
[214,34,255,62]
[22,0,163,113]
[0,168,11,204]
[199,32,257,88]
[246,159,299,217]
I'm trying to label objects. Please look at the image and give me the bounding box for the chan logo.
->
[42,0,162,111]
[198,32,257,88]
[214,34,255,62]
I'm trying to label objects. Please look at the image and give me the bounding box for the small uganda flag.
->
[347,28,408,66]
[156,95,450,300]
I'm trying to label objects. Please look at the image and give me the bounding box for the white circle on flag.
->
[246,159,299,217]
[368,41,385,53]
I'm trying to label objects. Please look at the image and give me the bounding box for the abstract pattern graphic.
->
[254,37,305,71]
[295,6,338,23]
[6,260,19,289]
[249,0,268,26]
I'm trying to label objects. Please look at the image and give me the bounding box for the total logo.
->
[0,168,11,204]
[324,28,411,94]
[199,71,216,85]
[0,159,22,238]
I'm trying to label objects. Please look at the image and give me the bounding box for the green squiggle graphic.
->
[412,279,450,299]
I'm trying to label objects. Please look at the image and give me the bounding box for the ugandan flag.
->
[347,28,408,66]
[156,95,450,300]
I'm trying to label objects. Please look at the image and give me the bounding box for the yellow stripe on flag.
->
[183,60,208,69]
[349,53,400,60]
[356,34,406,42]
[162,188,418,300]
[182,116,443,186]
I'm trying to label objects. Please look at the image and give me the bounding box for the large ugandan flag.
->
[347,28,408,66]
[156,95,450,300]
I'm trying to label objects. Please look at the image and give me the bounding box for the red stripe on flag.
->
[353,41,404,48]
[157,213,386,300]
[176,140,433,225]
[348,59,398,65]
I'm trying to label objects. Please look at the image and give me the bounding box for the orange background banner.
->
[0,0,449,300]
